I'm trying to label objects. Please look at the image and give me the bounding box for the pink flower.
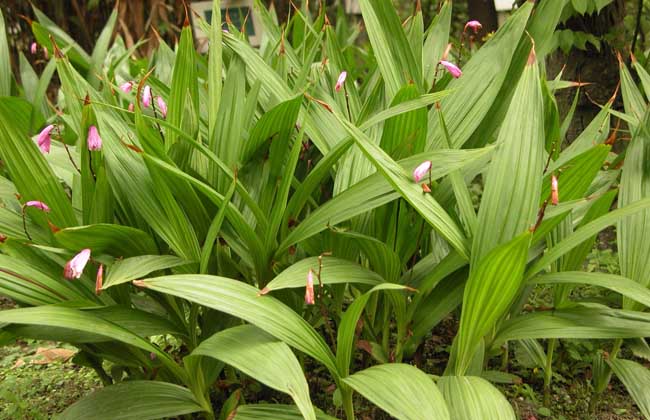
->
[95,264,103,295]
[464,20,482,33]
[305,269,315,305]
[156,96,167,118]
[37,124,54,154]
[87,125,102,151]
[440,60,462,78]
[128,103,134,112]
[30,42,37,54]
[119,81,133,93]
[64,249,91,280]
[25,200,50,212]
[551,175,559,205]
[335,71,347,92]
[413,160,432,183]
[142,85,152,108]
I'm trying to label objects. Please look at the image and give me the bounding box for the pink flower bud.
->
[87,125,102,151]
[464,20,482,34]
[119,81,133,93]
[95,264,103,295]
[25,200,50,212]
[30,42,37,54]
[64,249,91,280]
[551,175,559,205]
[128,103,134,112]
[156,96,167,118]
[37,124,54,154]
[413,160,432,183]
[335,71,347,92]
[142,85,152,108]
[440,60,462,78]
[305,269,315,305]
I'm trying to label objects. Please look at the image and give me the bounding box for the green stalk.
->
[543,338,556,406]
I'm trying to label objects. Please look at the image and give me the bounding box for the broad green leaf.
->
[88,7,117,88]
[167,24,199,151]
[618,114,650,311]
[422,1,451,89]
[138,274,338,375]
[438,376,515,420]
[619,57,646,129]
[233,405,337,420]
[455,233,531,375]
[55,224,157,257]
[0,9,11,96]
[532,271,650,309]
[0,306,186,382]
[333,112,469,259]
[526,197,650,279]
[102,255,189,289]
[343,364,450,420]
[208,0,222,141]
[472,51,543,264]
[192,325,315,420]
[379,84,427,159]
[495,306,650,345]
[336,284,410,377]
[263,257,383,293]
[278,148,492,257]
[0,98,77,228]
[358,0,420,98]
[608,358,650,418]
[58,381,205,420]
[428,3,532,149]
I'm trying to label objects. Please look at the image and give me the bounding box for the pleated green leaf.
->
[0,98,77,228]
[336,284,413,377]
[58,381,205,420]
[428,3,532,149]
[167,24,199,150]
[618,113,650,311]
[533,271,650,308]
[137,274,338,375]
[192,325,315,420]
[422,1,451,89]
[454,233,531,375]
[438,376,515,420]
[55,224,157,257]
[233,404,337,420]
[263,257,383,293]
[0,9,11,96]
[102,255,189,289]
[0,306,186,382]
[527,197,650,279]
[343,364,450,420]
[358,0,420,98]
[471,50,543,265]
[88,7,117,88]
[495,306,650,345]
[278,148,491,257]
[333,113,469,259]
[608,358,650,419]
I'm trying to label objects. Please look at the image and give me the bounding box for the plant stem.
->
[544,338,556,406]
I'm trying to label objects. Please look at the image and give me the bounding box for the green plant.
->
[1,0,650,419]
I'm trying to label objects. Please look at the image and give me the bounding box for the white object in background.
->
[494,0,515,11]
[345,0,361,14]
[190,0,263,51]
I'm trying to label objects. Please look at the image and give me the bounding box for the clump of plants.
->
[1,1,650,419]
